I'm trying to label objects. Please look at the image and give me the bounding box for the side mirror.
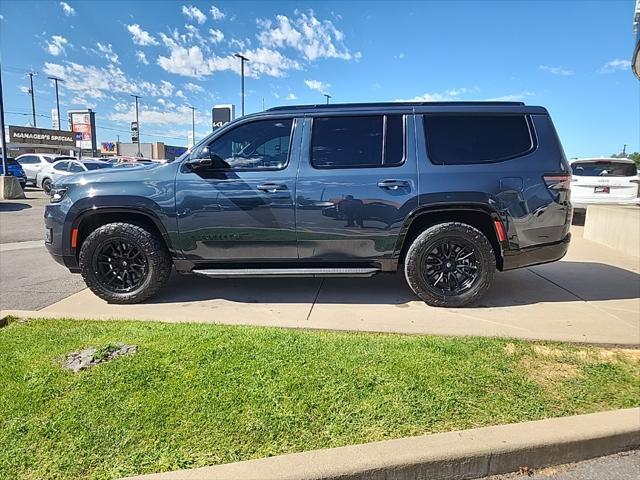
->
[185,156,212,170]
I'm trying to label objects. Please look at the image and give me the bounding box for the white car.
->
[570,158,640,211]
[16,154,75,186]
[36,158,112,193]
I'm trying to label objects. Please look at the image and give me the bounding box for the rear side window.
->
[424,115,533,165]
[571,161,637,177]
[311,115,404,169]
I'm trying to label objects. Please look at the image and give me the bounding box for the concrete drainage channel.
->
[123,408,640,480]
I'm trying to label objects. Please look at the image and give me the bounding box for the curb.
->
[122,408,640,480]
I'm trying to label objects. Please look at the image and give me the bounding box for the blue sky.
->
[0,0,638,157]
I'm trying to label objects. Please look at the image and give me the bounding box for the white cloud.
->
[599,58,631,73]
[286,93,297,100]
[19,86,30,94]
[110,103,201,126]
[46,35,69,56]
[185,82,204,93]
[96,42,119,63]
[241,47,301,77]
[43,61,176,100]
[257,11,359,61]
[176,90,187,100]
[60,2,75,16]
[539,65,574,76]
[126,24,159,46]
[486,91,535,101]
[394,53,405,60]
[182,5,207,24]
[210,5,225,20]
[304,79,330,93]
[209,28,224,43]
[396,87,479,102]
[135,51,149,65]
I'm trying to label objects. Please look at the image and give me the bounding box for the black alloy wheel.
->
[93,239,149,293]
[420,238,479,297]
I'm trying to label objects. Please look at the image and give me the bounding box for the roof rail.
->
[266,101,525,112]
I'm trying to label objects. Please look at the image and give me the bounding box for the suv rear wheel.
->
[79,222,172,304]
[404,222,496,307]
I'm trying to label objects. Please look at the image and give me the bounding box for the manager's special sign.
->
[9,126,76,147]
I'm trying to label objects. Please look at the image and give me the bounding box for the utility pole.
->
[188,105,196,147]
[47,76,63,130]
[323,93,331,104]
[28,72,36,127]
[131,94,141,156]
[622,144,627,156]
[0,63,8,176]
[234,53,249,116]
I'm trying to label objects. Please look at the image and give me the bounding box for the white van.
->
[570,158,640,211]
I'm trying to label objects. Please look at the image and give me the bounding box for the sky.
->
[0,0,638,157]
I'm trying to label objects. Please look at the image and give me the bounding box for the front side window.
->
[311,115,404,169]
[424,114,533,165]
[193,118,293,170]
[53,161,69,172]
[18,156,38,164]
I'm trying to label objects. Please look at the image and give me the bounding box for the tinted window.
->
[311,115,404,169]
[195,118,293,170]
[53,161,69,171]
[18,156,38,164]
[571,161,637,177]
[68,162,84,173]
[84,162,111,170]
[424,115,533,165]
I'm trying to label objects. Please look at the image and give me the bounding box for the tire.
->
[42,178,53,194]
[79,222,172,304]
[404,222,496,307]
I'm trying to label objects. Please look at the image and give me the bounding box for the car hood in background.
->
[55,161,175,187]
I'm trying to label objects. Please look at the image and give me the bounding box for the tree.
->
[610,151,640,167]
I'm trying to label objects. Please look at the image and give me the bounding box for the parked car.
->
[44,101,572,307]
[0,157,28,188]
[16,154,76,185]
[570,158,640,211]
[37,159,112,193]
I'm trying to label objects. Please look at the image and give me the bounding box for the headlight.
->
[50,187,68,203]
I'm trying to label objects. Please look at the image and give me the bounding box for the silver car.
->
[36,158,112,193]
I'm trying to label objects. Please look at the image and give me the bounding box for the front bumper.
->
[502,233,571,271]
[44,200,80,273]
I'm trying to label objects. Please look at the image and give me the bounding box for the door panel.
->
[296,114,418,261]
[175,117,302,262]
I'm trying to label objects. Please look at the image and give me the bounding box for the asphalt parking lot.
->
[1,191,639,345]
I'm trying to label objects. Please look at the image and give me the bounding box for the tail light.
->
[543,173,571,202]
[631,179,640,198]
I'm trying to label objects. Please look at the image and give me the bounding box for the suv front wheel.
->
[404,222,496,307]
[79,222,172,304]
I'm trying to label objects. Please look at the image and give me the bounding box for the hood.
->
[55,161,175,187]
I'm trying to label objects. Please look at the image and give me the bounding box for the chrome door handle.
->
[377,180,409,190]
[257,183,287,193]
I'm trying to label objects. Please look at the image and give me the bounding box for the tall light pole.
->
[0,63,8,176]
[323,93,331,104]
[187,105,196,147]
[28,72,36,127]
[234,53,249,116]
[47,76,63,130]
[131,94,141,156]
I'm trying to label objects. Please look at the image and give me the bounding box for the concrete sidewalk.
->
[122,408,640,480]
[5,226,639,345]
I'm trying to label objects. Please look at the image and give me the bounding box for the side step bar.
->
[191,267,380,278]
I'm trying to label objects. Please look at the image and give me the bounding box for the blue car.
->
[0,157,27,188]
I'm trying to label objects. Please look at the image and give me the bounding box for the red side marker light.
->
[493,220,507,242]
[71,228,78,248]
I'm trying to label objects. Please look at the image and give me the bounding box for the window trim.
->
[423,113,537,166]
[309,114,407,170]
[191,117,295,173]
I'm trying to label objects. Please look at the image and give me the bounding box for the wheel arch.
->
[394,205,505,270]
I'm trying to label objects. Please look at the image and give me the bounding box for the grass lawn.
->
[1,318,638,480]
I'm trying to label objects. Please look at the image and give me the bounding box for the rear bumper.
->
[572,198,640,210]
[502,233,571,271]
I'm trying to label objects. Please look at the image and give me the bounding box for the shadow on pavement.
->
[144,261,640,307]
[0,202,32,212]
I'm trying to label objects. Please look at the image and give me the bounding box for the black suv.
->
[45,102,572,307]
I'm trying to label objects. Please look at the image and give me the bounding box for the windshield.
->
[571,161,637,177]
[84,162,112,170]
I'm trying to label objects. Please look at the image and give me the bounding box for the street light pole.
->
[188,105,196,147]
[47,76,63,130]
[131,94,141,156]
[28,72,36,127]
[234,53,249,116]
[323,93,331,104]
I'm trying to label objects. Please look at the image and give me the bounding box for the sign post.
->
[69,109,97,157]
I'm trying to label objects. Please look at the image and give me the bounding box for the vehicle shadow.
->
[146,261,640,307]
[0,202,32,212]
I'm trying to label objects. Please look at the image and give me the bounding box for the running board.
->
[191,267,380,278]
